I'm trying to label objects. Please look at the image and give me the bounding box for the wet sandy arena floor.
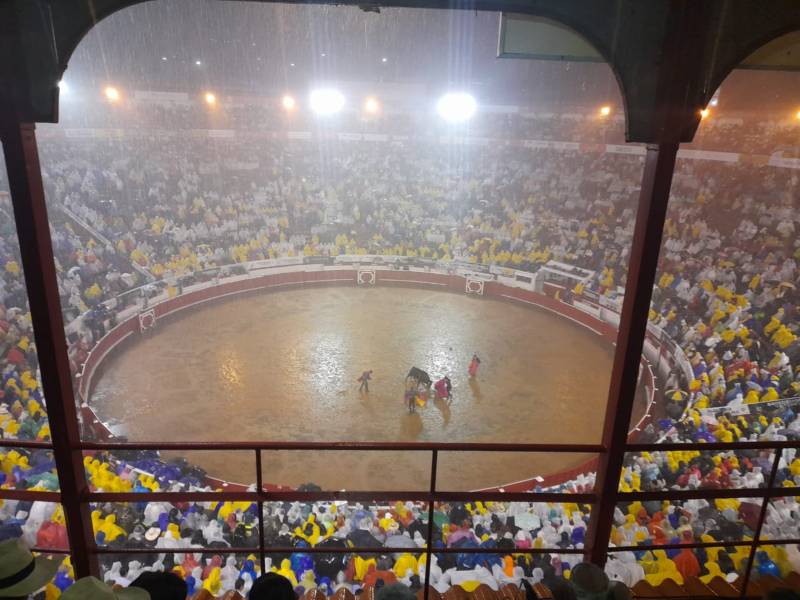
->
[91,286,643,491]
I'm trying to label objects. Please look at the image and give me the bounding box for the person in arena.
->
[358,369,373,393]
[405,387,417,412]
[434,375,452,400]
[468,354,481,378]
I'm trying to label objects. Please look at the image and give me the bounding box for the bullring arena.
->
[79,261,654,491]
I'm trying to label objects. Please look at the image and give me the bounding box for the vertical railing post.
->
[423,450,438,600]
[0,121,98,576]
[739,450,782,597]
[586,143,679,565]
[256,449,267,575]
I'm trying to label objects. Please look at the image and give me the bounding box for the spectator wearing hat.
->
[0,538,61,599]
[560,562,631,600]
[60,576,149,600]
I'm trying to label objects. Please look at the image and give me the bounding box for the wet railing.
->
[3,436,800,598]
[1,439,600,598]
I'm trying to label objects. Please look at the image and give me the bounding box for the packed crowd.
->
[1,108,800,596]
[4,535,651,600]
[2,491,800,597]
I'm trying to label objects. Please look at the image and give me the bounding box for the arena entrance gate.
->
[138,309,156,332]
[465,277,485,295]
[357,269,376,285]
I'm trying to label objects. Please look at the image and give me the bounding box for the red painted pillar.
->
[586,142,679,565]
[1,121,98,576]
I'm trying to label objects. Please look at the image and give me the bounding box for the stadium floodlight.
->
[436,92,477,123]
[309,89,345,116]
[282,94,296,111]
[599,105,611,117]
[700,108,710,119]
[709,97,718,107]
[104,86,120,103]
[57,80,68,94]
[204,92,216,105]
[364,96,380,115]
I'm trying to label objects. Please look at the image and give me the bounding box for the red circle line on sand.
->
[76,265,657,492]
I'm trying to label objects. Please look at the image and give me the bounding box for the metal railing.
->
[2,435,799,598]
[1,439,601,599]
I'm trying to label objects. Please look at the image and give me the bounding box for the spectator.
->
[60,576,149,599]
[376,583,418,600]
[569,562,631,600]
[0,538,60,599]
[129,571,187,600]
[249,573,296,600]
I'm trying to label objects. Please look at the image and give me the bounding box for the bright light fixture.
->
[364,96,380,114]
[709,97,718,107]
[204,92,216,105]
[104,86,120,103]
[700,108,710,119]
[599,105,611,116]
[381,57,388,63]
[195,60,202,66]
[436,92,477,123]
[282,95,296,111]
[796,109,800,121]
[57,81,68,94]
[309,89,345,116]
